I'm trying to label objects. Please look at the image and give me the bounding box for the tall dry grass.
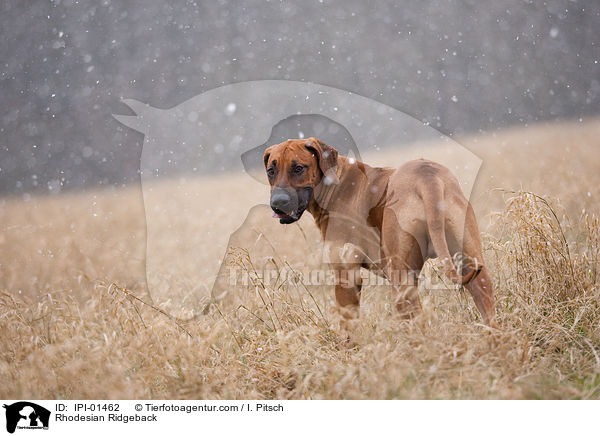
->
[1,118,600,399]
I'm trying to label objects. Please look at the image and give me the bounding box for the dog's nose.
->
[270,188,293,213]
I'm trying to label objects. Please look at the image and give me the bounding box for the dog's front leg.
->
[333,264,362,319]
[324,242,364,319]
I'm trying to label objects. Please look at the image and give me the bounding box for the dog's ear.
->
[263,145,274,168]
[305,137,339,184]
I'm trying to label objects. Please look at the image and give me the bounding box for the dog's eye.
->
[267,167,275,178]
[293,165,305,175]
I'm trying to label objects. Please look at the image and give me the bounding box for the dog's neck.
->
[307,170,338,236]
[308,156,389,239]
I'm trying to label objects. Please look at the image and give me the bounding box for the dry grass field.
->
[1,118,600,399]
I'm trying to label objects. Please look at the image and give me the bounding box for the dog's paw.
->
[339,316,360,331]
[329,304,360,321]
[329,305,361,347]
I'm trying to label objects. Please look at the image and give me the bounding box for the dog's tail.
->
[419,178,481,285]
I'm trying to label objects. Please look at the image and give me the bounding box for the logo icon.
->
[3,402,50,434]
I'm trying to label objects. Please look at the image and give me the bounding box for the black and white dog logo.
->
[3,402,50,433]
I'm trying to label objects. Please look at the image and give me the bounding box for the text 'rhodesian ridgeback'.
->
[264,137,497,328]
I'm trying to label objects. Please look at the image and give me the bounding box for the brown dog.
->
[264,137,497,327]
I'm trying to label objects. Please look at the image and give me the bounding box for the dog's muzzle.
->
[270,186,312,224]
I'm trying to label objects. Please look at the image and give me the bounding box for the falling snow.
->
[0,1,598,194]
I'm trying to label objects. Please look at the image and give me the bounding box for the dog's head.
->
[264,137,339,224]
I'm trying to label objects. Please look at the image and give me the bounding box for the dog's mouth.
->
[271,207,305,224]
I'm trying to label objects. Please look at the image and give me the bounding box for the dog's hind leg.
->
[381,210,425,319]
[464,266,497,328]
[387,244,424,319]
[447,202,498,327]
